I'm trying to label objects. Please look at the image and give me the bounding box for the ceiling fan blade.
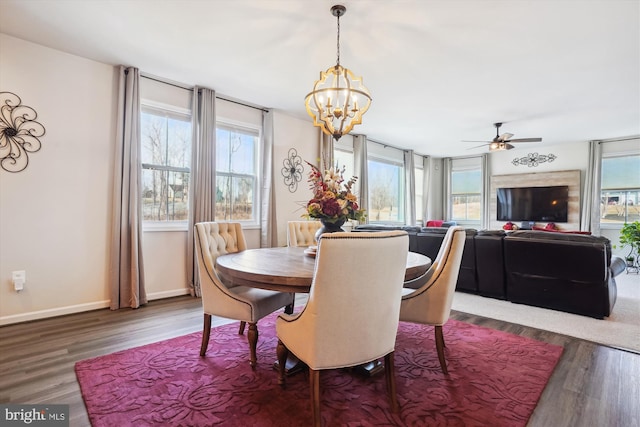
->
[466,143,489,150]
[499,132,514,141]
[462,140,491,143]
[507,138,542,143]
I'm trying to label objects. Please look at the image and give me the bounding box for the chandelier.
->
[304,5,372,141]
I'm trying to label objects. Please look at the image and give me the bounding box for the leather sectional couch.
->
[354,225,626,318]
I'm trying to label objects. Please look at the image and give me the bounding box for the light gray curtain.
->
[261,110,277,247]
[109,65,146,310]
[187,87,217,297]
[320,131,334,170]
[442,158,453,220]
[582,140,603,234]
[481,154,491,230]
[421,155,432,225]
[404,150,416,226]
[353,134,369,224]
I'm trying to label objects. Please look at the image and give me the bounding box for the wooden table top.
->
[216,246,431,293]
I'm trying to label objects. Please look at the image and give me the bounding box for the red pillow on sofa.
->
[532,226,592,235]
[426,220,444,227]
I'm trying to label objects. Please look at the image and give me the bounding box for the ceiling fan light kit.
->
[465,122,543,152]
[304,4,372,141]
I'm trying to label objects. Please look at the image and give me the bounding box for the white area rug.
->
[452,272,640,353]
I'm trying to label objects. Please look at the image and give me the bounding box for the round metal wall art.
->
[281,148,304,192]
[0,92,46,173]
[512,152,557,167]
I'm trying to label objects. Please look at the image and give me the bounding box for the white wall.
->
[0,34,116,323]
[272,111,318,247]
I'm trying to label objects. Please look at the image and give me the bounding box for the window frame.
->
[214,119,261,227]
[140,102,193,232]
[449,157,483,228]
[599,152,640,230]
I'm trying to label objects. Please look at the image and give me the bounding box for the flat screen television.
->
[496,185,569,222]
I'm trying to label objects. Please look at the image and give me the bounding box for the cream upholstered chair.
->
[276,231,409,426]
[399,226,465,374]
[194,222,294,369]
[287,220,322,247]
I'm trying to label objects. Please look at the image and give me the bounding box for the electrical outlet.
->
[12,270,25,292]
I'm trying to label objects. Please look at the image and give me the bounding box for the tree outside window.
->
[141,107,192,221]
[215,125,258,222]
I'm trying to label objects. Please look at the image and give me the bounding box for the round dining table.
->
[216,246,431,377]
[216,246,432,294]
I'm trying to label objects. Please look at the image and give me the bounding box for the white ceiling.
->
[1,0,638,157]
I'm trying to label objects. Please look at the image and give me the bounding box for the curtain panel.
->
[187,87,217,297]
[260,110,277,248]
[109,66,147,310]
[404,150,416,226]
[353,135,369,224]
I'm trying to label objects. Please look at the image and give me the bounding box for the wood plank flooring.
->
[1,296,638,427]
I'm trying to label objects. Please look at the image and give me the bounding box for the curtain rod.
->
[140,74,269,113]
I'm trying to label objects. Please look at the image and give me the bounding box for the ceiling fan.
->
[465,122,542,151]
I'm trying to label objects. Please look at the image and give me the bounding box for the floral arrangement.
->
[304,161,366,224]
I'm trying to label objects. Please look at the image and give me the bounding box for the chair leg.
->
[384,352,399,413]
[200,314,212,357]
[434,325,448,374]
[276,339,289,386]
[247,322,258,369]
[238,321,246,335]
[309,369,321,427]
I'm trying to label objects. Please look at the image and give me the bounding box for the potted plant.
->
[618,221,640,267]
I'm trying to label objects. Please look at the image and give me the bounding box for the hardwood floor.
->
[1,296,638,427]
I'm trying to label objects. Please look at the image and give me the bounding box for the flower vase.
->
[315,218,346,241]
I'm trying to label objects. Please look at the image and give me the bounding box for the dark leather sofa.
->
[354,224,625,318]
[504,230,624,318]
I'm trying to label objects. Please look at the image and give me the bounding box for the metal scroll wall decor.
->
[281,148,304,192]
[512,152,557,167]
[0,92,46,173]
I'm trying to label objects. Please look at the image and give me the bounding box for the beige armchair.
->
[194,222,294,369]
[276,231,409,426]
[287,220,322,247]
[399,226,465,374]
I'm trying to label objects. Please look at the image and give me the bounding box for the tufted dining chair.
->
[276,231,409,426]
[399,226,465,374]
[287,220,322,247]
[194,222,294,369]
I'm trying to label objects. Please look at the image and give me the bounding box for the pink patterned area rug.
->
[75,316,563,426]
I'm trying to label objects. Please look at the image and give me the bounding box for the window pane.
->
[215,124,258,222]
[452,194,481,221]
[142,169,190,221]
[600,190,640,224]
[600,155,640,226]
[334,149,354,180]
[141,107,192,223]
[367,159,404,222]
[216,175,255,221]
[216,127,257,174]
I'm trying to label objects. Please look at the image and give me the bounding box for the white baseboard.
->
[0,288,192,326]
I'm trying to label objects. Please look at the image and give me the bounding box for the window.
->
[215,123,259,223]
[450,158,482,226]
[600,154,640,225]
[367,142,405,224]
[141,106,192,222]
